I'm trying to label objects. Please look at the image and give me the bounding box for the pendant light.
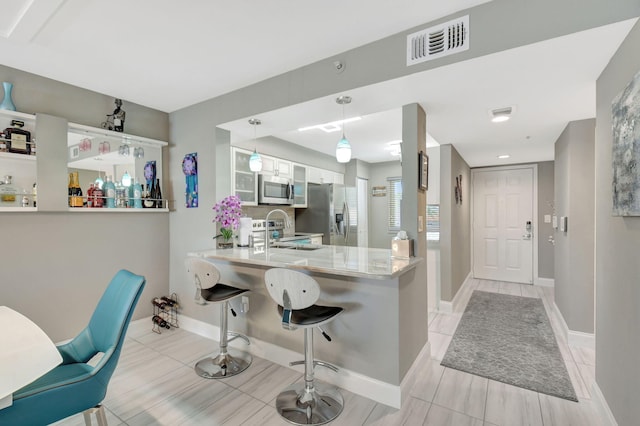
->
[248,118,262,172]
[335,96,352,163]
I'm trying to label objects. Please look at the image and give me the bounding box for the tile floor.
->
[53,278,603,425]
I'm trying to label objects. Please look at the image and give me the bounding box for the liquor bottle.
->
[93,183,104,208]
[143,183,155,208]
[103,175,116,208]
[127,182,134,208]
[68,173,73,207]
[32,183,37,208]
[4,120,31,155]
[151,315,170,329]
[154,178,162,208]
[86,183,94,208]
[0,175,17,205]
[160,296,179,308]
[133,178,143,208]
[69,171,83,207]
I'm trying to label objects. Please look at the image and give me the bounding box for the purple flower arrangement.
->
[213,195,243,242]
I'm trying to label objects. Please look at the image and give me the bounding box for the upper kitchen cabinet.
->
[292,164,307,207]
[67,122,168,210]
[307,166,344,185]
[0,110,37,211]
[261,155,292,179]
[232,147,258,205]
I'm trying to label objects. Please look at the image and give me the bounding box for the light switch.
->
[552,215,558,229]
[544,214,551,223]
[560,216,567,232]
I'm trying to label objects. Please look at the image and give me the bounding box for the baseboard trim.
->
[552,302,595,349]
[592,382,618,426]
[439,272,472,313]
[438,301,453,313]
[178,315,403,408]
[401,341,431,404]
[568,330,595,350]
[536,277,555,287]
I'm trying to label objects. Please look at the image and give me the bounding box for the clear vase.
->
[0,82,16,111]
[217,240,234,249]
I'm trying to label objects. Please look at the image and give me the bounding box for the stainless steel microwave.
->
[258,174,294,205]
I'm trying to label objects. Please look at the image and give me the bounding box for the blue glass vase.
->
[0,82,16,111]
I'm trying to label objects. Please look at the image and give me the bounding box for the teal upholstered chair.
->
[0,269,145,426]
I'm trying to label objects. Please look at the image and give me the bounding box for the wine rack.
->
[151,293,179,334]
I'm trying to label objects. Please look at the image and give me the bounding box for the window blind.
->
[387,177,402,231]
[427,204,440,241]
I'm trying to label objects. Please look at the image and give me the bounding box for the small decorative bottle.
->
[133,178,143,208]
[0,175,17,205]
[103,175,116,208]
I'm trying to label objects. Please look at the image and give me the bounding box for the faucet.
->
[264,209,292,256]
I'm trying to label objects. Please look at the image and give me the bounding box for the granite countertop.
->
[188,245,422,279]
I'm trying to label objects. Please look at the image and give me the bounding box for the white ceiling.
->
[0,1,636,166]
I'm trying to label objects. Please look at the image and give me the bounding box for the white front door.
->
[472,166,534,284]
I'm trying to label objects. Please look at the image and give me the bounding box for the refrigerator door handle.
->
[343,202,349,242]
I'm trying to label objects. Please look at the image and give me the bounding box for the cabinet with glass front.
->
[231,147,258,206]
[67,123,168,211]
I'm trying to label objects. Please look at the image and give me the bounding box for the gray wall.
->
[0,65,170,342]
[167,0,640,322]
[537,161,555,279]
[595,19,640,425]
[368,161,402,249]
[554,120,595,334]
[440,145,471,301]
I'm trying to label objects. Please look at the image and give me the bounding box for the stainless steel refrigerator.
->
[295,183,358,246]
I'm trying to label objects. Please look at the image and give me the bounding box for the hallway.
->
[52,279,601,425]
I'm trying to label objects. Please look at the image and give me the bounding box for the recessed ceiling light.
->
[384,140,402,156]
[497,154,510,159]
[490,107,512,123]
[298,116,362,133]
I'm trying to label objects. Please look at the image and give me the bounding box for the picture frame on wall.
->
[419,151,429,191]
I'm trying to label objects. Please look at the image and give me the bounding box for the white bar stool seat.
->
[265,267,344,425]
[186,257,252,379]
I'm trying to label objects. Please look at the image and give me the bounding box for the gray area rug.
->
[441,290,577,401]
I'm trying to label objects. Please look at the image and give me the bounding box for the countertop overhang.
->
[188,245,422,279]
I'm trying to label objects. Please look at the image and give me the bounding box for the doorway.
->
[471,165,537,284]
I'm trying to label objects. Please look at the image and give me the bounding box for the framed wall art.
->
[612,68,640,216]
[419,151,429,191]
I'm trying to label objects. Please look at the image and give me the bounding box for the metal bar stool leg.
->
[275,328,343,425]
[195,300,252,379]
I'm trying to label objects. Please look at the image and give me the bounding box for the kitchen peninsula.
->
[187,244,427,407]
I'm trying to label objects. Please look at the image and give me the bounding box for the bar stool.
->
[264,268,344,425]
[185,257,252,378]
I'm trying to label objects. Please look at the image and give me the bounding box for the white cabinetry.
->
[292,164,307,207]
[261,156,292,179]
[307,166,344,185]
[0,111,37,211]
[231,147,258,206]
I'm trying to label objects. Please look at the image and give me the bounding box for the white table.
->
[0,306,62,409]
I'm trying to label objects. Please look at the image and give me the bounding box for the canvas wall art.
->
[612,68,640,216]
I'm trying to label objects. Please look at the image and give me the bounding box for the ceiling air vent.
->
[407,15,469,66]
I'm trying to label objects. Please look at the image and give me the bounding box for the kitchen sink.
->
[270,243,322,251]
